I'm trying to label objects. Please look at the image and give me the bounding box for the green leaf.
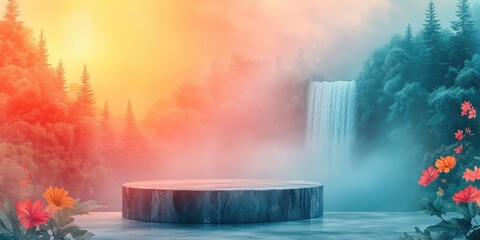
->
[0,209,12,234]
[47,218,57,232]
[3,198,20,238]
[59,224,80,237]
[400,232,415,240]
[457,203,480,220]
[426,218,472,239]
[414,227,434,240]
[57,210,75,228]
[71,229,94,240]
[36,229,50,240]
[72,229,87,236]
[70,200,106,216]
[421,196,449,218]
[0,233,13,240]
[474,156,480,161]
[23,228,39,240]
[453,217,472,237]
[467,226,480,240]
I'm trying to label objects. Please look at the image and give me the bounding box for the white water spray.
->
[306,81,355,174]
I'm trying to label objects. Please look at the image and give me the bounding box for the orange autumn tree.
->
[0,0,112,202]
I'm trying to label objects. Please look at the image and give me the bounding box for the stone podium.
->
[122,179,323,223]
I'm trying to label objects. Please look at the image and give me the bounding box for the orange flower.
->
[418,166,439,186]
[453,185,480,205]
[16,199,49,229]
[435,156,456,173]
[454,145,463,154]
[42,186,75,211]
[455,130,465,141]
[463,166,480,182]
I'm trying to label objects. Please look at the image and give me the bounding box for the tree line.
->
[0,0,149,204]
[356,0,480,203]
[0,0,307,208]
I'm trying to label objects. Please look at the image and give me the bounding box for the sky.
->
[1,0,460,118]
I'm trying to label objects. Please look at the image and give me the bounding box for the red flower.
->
[462,101,472,116]
[466,127,472,135]
[418,166,439,187]
[454,145,463,154]
[469,107,477,119]
[463,166,480,182]
[16,200,49,229]
[452,185,480,204]
[455,130,465,141]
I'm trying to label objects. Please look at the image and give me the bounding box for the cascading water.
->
[306,81,355,174]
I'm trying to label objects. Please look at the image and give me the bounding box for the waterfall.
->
[306,81,355,173]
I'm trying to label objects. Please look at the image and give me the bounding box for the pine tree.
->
[38,30,49,66]
[403,23,413,52]
[75,65,95,117]
[55,59,67,97]
[421,0,446,90]
[1,0,28,67]
[423,1,441,49]
[121,99,149,177]
[450,0,477,69]
[3,0,19,23]
[123,99,141,160]
[100,101,116,163]
[124,99,138,143]
[101,101,111,130]
[122,99,136,170]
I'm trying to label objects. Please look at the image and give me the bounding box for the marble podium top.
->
[123,179,322,191]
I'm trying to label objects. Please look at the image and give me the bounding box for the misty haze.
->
[1,0,480,239]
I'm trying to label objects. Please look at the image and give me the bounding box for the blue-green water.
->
[77,212,436,239]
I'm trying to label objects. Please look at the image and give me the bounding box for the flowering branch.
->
[411,101,480,239]
[0,186,103,239]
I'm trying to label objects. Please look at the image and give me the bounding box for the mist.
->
[2,0,479,214]
[6,0,461,118]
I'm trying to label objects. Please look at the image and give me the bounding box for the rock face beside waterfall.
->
[122,179,323,223]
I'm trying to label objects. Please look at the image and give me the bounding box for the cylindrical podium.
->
[122,179,323,224]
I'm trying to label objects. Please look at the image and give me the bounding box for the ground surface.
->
[76,212,437,239]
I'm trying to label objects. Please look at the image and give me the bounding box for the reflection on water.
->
[76,212,436,239]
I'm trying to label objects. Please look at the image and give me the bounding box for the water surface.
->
[76,212,436,239]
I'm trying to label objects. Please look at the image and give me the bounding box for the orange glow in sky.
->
[8,0,437,118]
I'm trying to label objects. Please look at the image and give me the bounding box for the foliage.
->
[355,2,480,234]
[0,189,105,240]
[0,0,145,205]
[420,196,451,218]
[355,0,480,210]
[407,101,480,239]
[0,0,309,207]
[0,146,106,240]
[356,0,480,152]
